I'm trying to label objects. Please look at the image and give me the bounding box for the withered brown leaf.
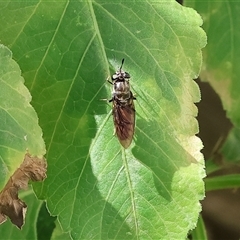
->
[0,153,47,229]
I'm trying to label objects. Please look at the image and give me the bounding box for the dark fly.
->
[109,59,136,148]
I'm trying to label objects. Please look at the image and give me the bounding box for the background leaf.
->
[51,220,71,240]
[0,44,45,189]
[191,214,208,240]
[185,1,240,127]
[221,128,240,163]
[0,1,206,239]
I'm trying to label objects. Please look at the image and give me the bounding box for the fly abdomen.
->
[113,91,131,102]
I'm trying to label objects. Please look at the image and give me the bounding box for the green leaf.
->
[205,158,222,175]
[204,128,240,189]
[191,214,208,240]
[37,202,56,240]
[0,44,45,189]
[51,221,71,240]
[221,128,240,163]
[204,130,239,174]
[0,1,206,239]
[205,127,240,175]
[205,174,240,191]
[184,0,240,127]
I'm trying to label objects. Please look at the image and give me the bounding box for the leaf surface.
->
[0,1,206,239]
[0,45,45,187]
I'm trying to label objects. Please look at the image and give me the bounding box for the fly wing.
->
[113,98,135,148]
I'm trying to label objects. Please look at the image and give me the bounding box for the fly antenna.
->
[120,58,125,71]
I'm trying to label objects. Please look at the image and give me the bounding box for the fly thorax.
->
[114,81,130,93]
[113,81,131,101]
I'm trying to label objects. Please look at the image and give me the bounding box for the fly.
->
[108,59,136,148]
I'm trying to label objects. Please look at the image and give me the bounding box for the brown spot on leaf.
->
[0,153,47,229]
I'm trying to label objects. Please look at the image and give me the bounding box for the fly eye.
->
[112,74,118,80]
[124,72,131,78]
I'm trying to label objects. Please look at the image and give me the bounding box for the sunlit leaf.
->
[0,1,206,239]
